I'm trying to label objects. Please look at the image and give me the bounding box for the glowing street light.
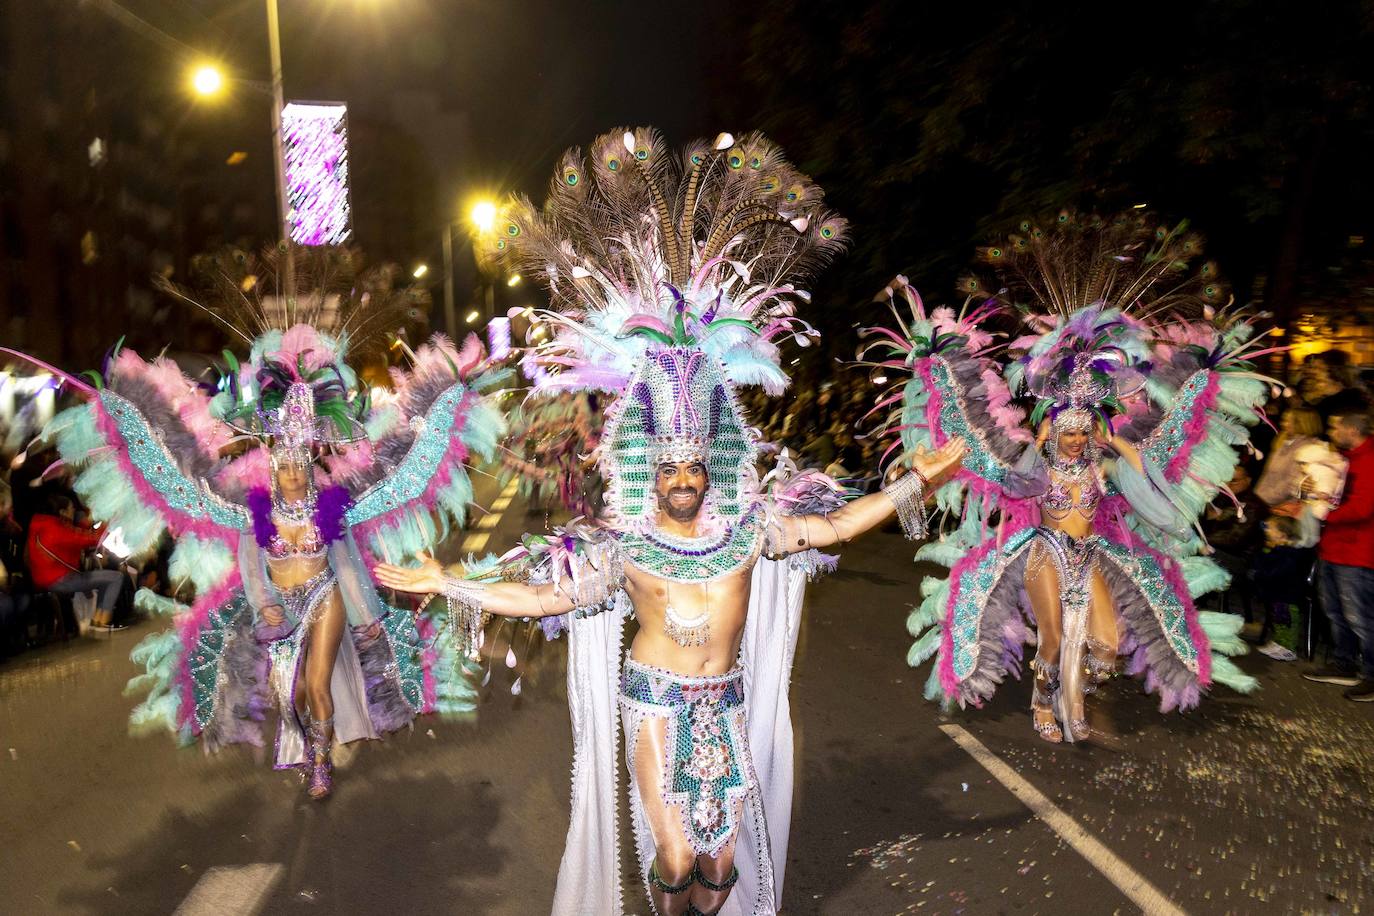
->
[465,309,481,324]
[470,200,497,234]
[506,273,522,287]
[191,64,225,97]
[412,263,429,279]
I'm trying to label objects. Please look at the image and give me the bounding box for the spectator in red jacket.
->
[1304,405,1374,702]
[25,494,126,630]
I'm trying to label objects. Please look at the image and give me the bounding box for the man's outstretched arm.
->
[375,552,582,618]
[774,438,966,555]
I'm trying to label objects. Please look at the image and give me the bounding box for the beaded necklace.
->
[617,507,762,584]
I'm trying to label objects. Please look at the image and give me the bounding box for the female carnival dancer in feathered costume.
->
[376,127,965,915]
[21,310,504,799]
[867,212,1271,744]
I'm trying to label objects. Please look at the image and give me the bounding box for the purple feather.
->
[701,290,724,325]
[246,487,273,548]
[316,485,351,545]
[1065,306,1104,341]
[539,614,569,640]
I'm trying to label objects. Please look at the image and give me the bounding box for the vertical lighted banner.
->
[487,317,512,360]
[282,102,352,246]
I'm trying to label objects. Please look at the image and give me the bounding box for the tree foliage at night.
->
[723,0,1374,341]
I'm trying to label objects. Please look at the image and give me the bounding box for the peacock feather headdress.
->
[970,210,1226,433]
[495,127,847,527]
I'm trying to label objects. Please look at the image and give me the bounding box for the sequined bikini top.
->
[267,524,326,560]
[1041,463,1103,521]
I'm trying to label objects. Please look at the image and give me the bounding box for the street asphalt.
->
[3,481,1372,915]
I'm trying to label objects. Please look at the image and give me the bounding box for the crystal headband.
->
[270,442,313,467]
[650,433,709,467]
[1051,407,1095,432]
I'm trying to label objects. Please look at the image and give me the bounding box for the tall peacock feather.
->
[962,210,1230,434]
[494,127,848,528]
[960,209,1227,321]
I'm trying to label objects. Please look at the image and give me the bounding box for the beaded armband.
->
[884,471,928,541]
[440,576,489,660]
[551,539,625,610]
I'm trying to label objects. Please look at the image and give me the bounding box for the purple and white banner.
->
[282,102,352,246]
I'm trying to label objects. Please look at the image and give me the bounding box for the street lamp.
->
[442,196,500,336]
[191,64,225,97]
[470,200,497,234]
[506,273,522,287]
[183,4,294,295]
[412,263,428,279]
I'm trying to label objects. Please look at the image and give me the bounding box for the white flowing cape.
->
[550,554,811,915]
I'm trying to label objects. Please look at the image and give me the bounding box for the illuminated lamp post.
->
[442,198,498,336]
[189,2,315,299]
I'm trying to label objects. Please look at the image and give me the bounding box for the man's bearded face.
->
[656,461,708,523]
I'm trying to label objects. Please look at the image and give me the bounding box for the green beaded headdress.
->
[493,127,848,526]
[601,347,757,527]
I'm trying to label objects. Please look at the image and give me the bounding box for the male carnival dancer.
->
[377,128,965,916]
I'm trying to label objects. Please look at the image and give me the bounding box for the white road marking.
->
[939,724,1187,916]
[173,863,283,916]
[461,479,520,553]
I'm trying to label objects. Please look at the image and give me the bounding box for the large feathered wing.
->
[38,347,248,554]
[17,346,250,739]
[1117,314,1276,539]
[329,334,507,564]
[863,279,1033,511]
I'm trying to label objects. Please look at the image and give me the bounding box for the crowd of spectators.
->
[0,441,148,659]
[1199,350,1374,702]
[739,370,886,488]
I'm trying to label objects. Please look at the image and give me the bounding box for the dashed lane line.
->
[461,479,520,553]
[939,724,1187,916]
[173,863,284,916]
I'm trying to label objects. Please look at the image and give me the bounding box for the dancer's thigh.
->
[303,590,346,698]
[1025,540,1064,649]
[630,714,697,876]
[1087,568,1119,650]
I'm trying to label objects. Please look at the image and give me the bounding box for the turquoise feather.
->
[1209,654,1258,694]
[916,539,965,568]
[1180,556,1230,598]
[923,664,944,700]
[1199,610,1248,655]
[907,626,942,666]
[134,587,185,618]
[126,629,185,735]
[168,535,235,596]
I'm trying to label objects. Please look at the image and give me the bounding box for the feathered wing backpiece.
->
[26,289,505,744]
[876,210,1272,715]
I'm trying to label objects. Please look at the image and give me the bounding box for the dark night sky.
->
[195,0,729,199]
[9,0,1373,368]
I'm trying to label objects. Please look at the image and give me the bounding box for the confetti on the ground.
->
[848,674,1374,910]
